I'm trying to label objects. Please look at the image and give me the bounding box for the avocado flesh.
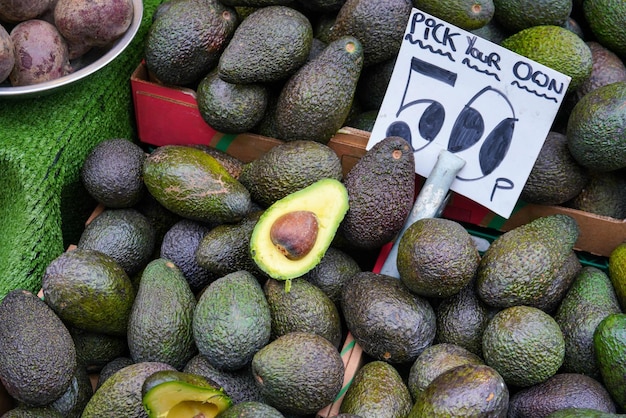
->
[250,178,349,283]
[143,381,231,418]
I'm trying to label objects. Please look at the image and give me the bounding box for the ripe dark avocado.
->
[1,406,64,417]
[264,277,342,348]
[50,365,93,418]
[238,140,343,208]
[508,373,616,417]
[144,0,238,86]
[555,266,621,379]
[70,327,129,373]
[341,271,436,364]
[127,259,197,370]
[408,364,509,417]
[218,6,313,84]
[564,170,626,219]
[0,289,77,407]
[301,246,362,305]
[520,131,590,206]
[339,360,412,417]
[193,271,271,372]
[274,36,364,144]
[41,248,135,336]
[339,136,415,250]
[329,0,413,66]
[251,331,344,415]
[576,41,626,101]
[142,145,252,224]
[195,210,265,278]
[215,401,285,417]
[80,138,146,208]
[249,178,349,285]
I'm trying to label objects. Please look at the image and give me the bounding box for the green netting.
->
[0,0,164,300]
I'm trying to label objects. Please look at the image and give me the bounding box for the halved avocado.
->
[142,370,232,418]
[249,178,349,288]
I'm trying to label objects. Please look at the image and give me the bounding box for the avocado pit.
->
[270,210,318,260]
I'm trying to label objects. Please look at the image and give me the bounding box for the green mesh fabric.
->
[0,0,163,300]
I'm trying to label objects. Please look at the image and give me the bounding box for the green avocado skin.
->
[595,313,626,410]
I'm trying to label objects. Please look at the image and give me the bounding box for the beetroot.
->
[0,24,13,84]
[0,0,53,23]
[9,19,71,87]
[54,0,134,49]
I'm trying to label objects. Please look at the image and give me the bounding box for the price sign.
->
[368,8,571,219]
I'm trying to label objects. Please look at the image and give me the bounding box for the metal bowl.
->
[0,0,143,99]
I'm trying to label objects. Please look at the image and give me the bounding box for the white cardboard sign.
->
[368,8,571,219]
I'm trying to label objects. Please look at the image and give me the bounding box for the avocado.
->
[475,214,579,309]
[193,271,271,371]
[609,242,626,309]
[564,170,626,219]
[0,289,77,407]
[81,362,176,418]
[482,305,565,387]
[134,191,183,250]
[397,217,480,299]
[508,373,616,417]
[339,136,416,250]
[555,266,621,379]
[295,0,345,13]
[547,409,626,417]
[142,145,252,224]
[220,0,296,6]
[533,250,582,314]
[329,0,412,66]
[49,365,93,418]
[0,406,64,418]
[520,131,590,206]
[274,36,363,144]
[300,246,362,305]
[127,258,197,370]
[196,69,269,134]
[583,0,626,59]
[184,355,263,404]
[144,0,238,86]
[493,0,572,32]
[576,41,626,101]
[339,360,412,417]
[141,370,231,418]
[341,271,436,364]
[251,331,344,415]
[96,357,134,390]
[195,210,266,278]
[160,219,215,294]
[413,0,495,30]
[249,178,349,285]
[594,313,626,409]
[81,138,147,208]
[408,364,509,417]
[346,110,378,132]
[567,81,626,172]
[501,25,592,92]
[41,248,135,336]
[215,401,285,417]
[77,208,156,277]
[193,145,245,180]
[218,6,312,84]
[435,282,491,357]
[69,327,129,373]
[407,343,483,402]
[264,277,342,347]
[354,57,395,111]
[238,140,343,208]
[470,18,511,44]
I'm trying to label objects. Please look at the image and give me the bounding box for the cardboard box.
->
[131,62,624,258]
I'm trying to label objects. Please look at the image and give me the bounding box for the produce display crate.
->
[131,60,626,258]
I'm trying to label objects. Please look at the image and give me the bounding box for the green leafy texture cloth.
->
[0,0,163,301]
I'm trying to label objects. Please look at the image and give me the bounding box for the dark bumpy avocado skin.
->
[594,313,626,410]
[275,36,364,144]
[340,136,415,250]
[144,0,238,86]
[341,271,436,364]
[0,290,77,407]
[508,373,616,417]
